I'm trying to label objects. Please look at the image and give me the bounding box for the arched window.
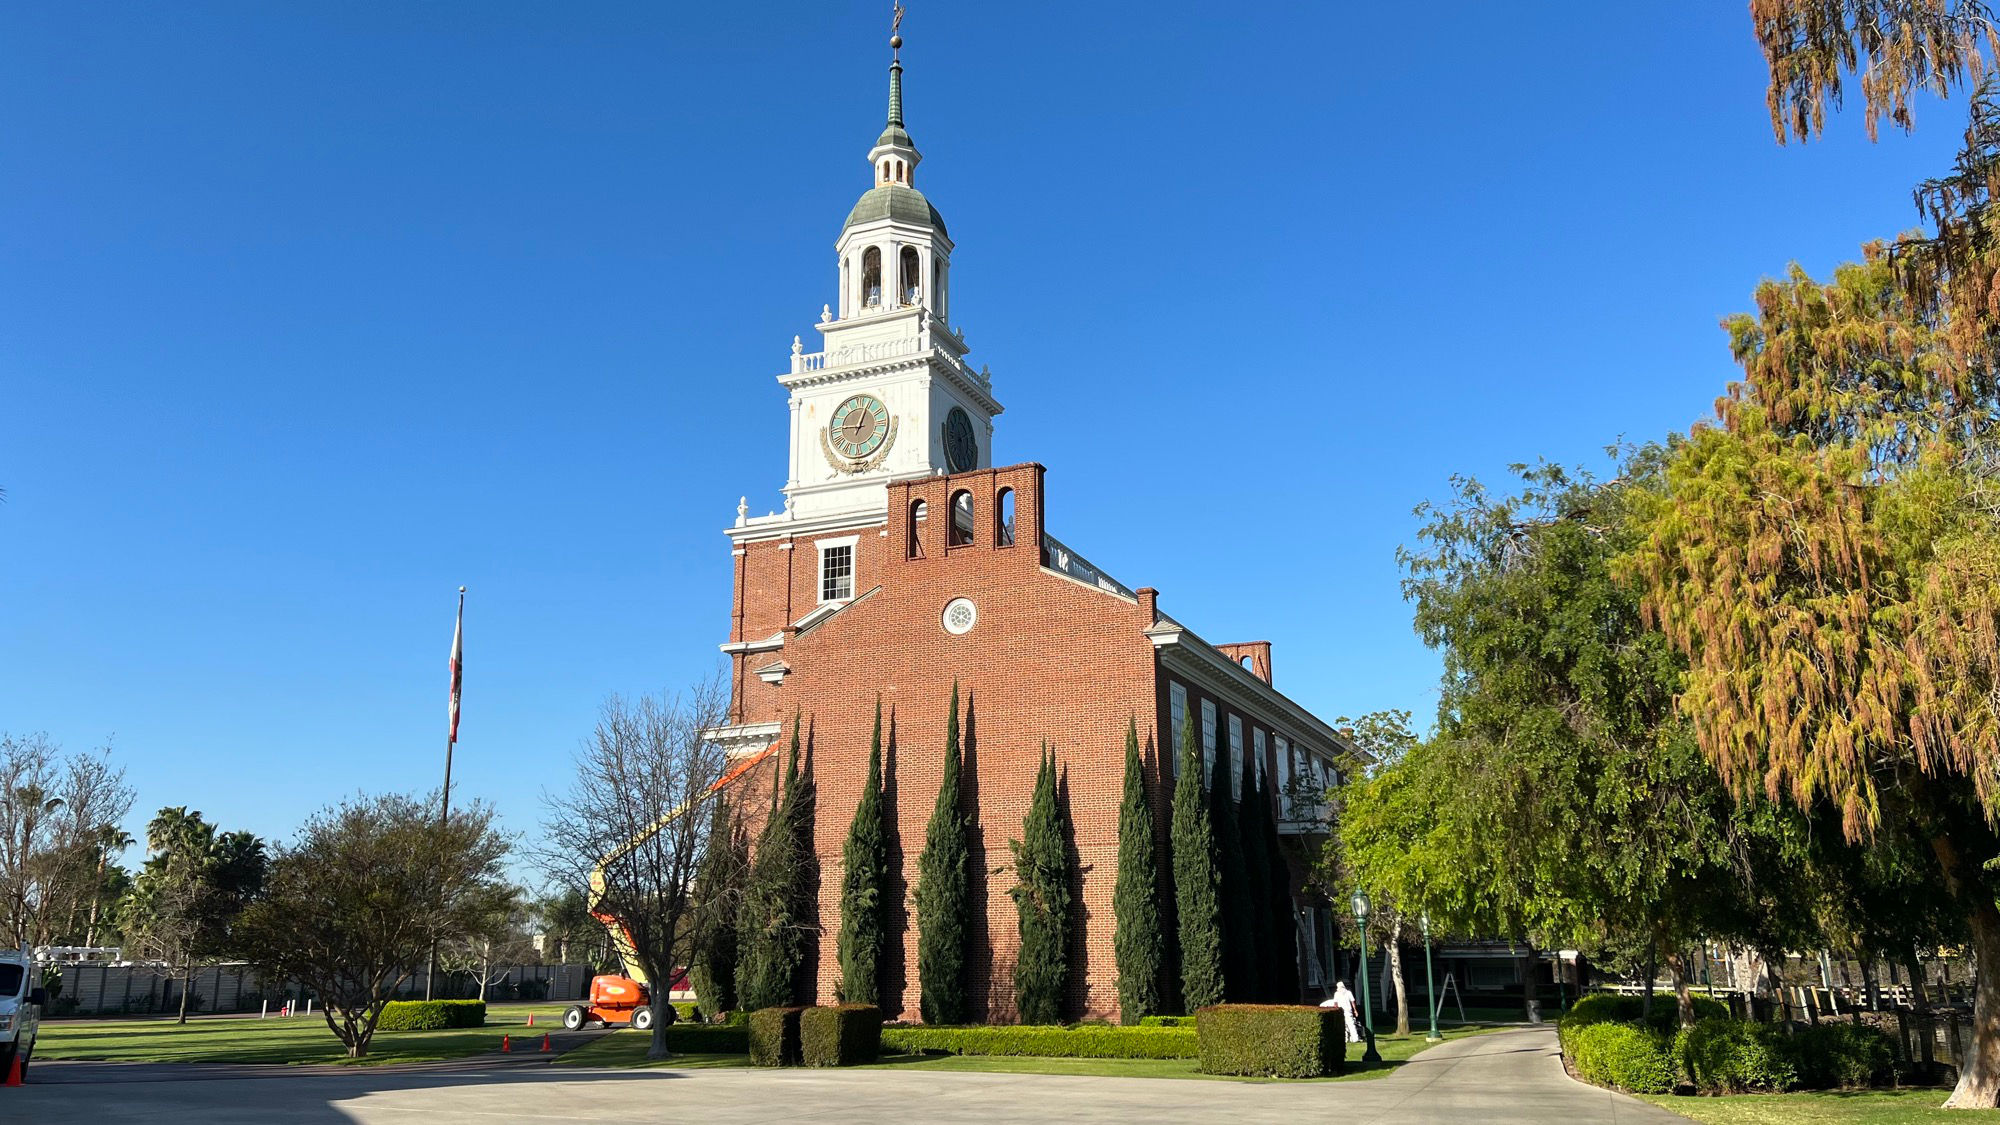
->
[901,246,921,305]
[933,254,947,319]
[861,247,882,307]
[908,498,927,559]
[996,487,1016,547]
[949,490,975,546]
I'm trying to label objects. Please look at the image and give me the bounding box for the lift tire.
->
[562,1005,588,1031]
[631,1007,654,1031]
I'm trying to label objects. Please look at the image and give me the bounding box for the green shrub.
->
[800,1005,883,1067]
[1564,992,1728,1035]
[1138,1015,1193,1027]
[671,1002,699,1023]
[665,1022,748,1053]
[375,1000,487,1031]
[749,1006,805,1067]
[1567,1021,1675,1095]
[1674,1017,1798,1093]
[881,1023,1199,1060]
[1786,1023,1894,1089]
[722,1009,750,1028]
[1194,1004,1344,1078]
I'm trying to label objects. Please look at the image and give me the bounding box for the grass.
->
[554,1021,1499,1082]
[36,1002,573,1067]
[1639,1090,1976,1125]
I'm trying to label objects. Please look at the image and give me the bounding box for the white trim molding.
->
[700,721,784,760]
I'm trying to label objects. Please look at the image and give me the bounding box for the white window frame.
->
[1168,681,1188,777]
[816,535,859,603]
[1200,700,1217,788]
[1275,735,1292,817]
[1253,728,1267,787]
[1227,715,1245,800]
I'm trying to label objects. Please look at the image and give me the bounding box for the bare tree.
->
[0,733,135,948]
[541,677,733,1060]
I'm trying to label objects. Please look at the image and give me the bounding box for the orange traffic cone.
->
[3,1052,22,1087]
[500,1035,512,1053]
[526,1014,535,1027]
[540,1033,551,1053]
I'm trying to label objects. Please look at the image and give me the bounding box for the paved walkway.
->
[8,1027,1686,1123]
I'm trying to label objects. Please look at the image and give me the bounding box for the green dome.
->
[842,183,947,237]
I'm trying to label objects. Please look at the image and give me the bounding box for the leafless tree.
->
[0,733,135,948]
[540,676,734,1060]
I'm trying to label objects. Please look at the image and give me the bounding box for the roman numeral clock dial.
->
[826,394,892,465]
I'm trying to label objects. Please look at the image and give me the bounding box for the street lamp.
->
[1421,910,1440,1042]
[1350,889,1382,1063]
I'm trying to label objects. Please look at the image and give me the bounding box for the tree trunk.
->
[1641,945,1658,1023]
[646,995,672,1061]
[178,965,194,1024]
[1667,950,1695,1029]
[1908,947,1932,1011]
[1388,918,1410,1037]
[1520,942,1541,1026]
[1933,833,2000,1109]
[1768,954,1791,1025]
[1860,953,1881,1012]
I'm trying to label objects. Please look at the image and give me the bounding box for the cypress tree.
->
[1235,752,1277,1000]
[1112,717,1164,1024]
[915,682,969,1024]
[1211,732,1257,1001]
[1170,712,1224,1011]
[1010,743,1071,1025]
[689,794,746,1015]
[737,716,813,1011]
[1254,762,1301,1001]
[836,698,888,1004]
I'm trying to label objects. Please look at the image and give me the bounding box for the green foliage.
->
[688,796,746,1016]
[671,1001,699,1022]
[1112,718,1165,1024]
[1194,1004,1344,1078]
[799,1004,883,1066]
[1009,743,1072,1025]
[916,683,970,1025]
[374,1000,486,1032]
[736,716,815,1012]
[1787,1022,1896,1090]
[836,700,888,1006]
[1243,761,1297,1000]
[1210,740,1255,1001]
[1673,1017,1799,1093]
[1170,713,1224,1012]
[881,1023,1198,1059]
[661,1022,747,1053]
[1566,1021,1677,1095]
[1137,1014,1193,1027]
[747,1006,804,1067]
[1562,992,1729,1037]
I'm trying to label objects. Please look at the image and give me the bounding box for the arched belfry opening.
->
[862,247,882,307]
[908,498,928,558]
[949,490,975,546]
[901,246,921,306]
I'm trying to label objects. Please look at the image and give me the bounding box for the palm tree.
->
[84,825,133,948]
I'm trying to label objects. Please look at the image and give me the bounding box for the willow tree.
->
[1626,247,2000,1104]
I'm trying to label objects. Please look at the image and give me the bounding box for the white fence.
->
[50,961,599,1016]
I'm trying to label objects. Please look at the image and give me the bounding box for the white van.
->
[0,950,43,1081]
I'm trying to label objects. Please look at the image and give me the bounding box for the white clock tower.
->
[734,29,1003,541]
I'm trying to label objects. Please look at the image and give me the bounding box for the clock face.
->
[828,395,891,460]
[944,407,978,473]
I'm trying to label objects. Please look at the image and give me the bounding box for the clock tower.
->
[740,29,1003,538]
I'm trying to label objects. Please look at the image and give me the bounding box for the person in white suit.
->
[1320,980,1361,1043]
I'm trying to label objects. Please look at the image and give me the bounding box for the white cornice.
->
[726,505,888,545]
[718,633,785,656]
[1147,622,1362,762]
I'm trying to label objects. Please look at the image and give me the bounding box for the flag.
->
[448,589,464,744]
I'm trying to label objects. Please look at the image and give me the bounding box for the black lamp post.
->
[1421,910,1440,1042]
[1351,889,1383,1063]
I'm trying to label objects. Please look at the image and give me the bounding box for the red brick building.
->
[702,38,1358,1023]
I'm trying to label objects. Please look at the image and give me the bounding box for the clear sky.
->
[0,3,1965,870]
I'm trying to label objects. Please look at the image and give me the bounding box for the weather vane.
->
[892,2,905,59]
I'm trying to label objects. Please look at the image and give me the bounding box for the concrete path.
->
[7,1026,1687,1123]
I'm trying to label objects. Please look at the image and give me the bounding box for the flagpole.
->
[428,585,465,1001]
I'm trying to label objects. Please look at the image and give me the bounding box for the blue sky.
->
[0,3,1965,868]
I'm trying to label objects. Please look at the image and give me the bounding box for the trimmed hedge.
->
[800,1005,883,1067]
[1788,1023,1894,1090]
[1563,992,1728,1036]
[1194,1004,1344,1078]
[881,1024,1199,1060]
[1138,1015,1194,1027]
[1567,1021,1676,1095]
[1674,1017,1797,1093]
[749,1006,804,1067]
[671,1002,699,1023]
[376,1000,487,1031]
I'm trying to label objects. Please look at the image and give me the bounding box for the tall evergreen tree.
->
[1252,763,1301,1001]
[836,699,888,1005]
[736,717,815,1011]
[916,682,970,1024]
[1010,743,1072,1024]
[1112,717,1164,1024]
[688,794,746,1015]
[1210,732,1257,1001]
[1235,751,1276,1000]
[1170,713,1224,1011]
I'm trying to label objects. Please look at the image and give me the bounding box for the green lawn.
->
[1640,1090,1981,1124]
[555,1021,1497,1081]
[36,1002,573,1066]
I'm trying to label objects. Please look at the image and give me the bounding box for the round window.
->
[942,597,978,636]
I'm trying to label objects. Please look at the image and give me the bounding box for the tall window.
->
[1253,729,1267,787]
[862,247,882,307]
[1227,715,1245,800]
[901,245,921,305]
[820,542,854,602]
[996,487,1016,547]
[1275,736,1293,817]
[1169,681,1188,777]
[908,499,927,559]
[949,489,975,546]
[1200,700,1217,788]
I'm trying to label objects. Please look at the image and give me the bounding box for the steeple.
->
[869,7,919,187]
